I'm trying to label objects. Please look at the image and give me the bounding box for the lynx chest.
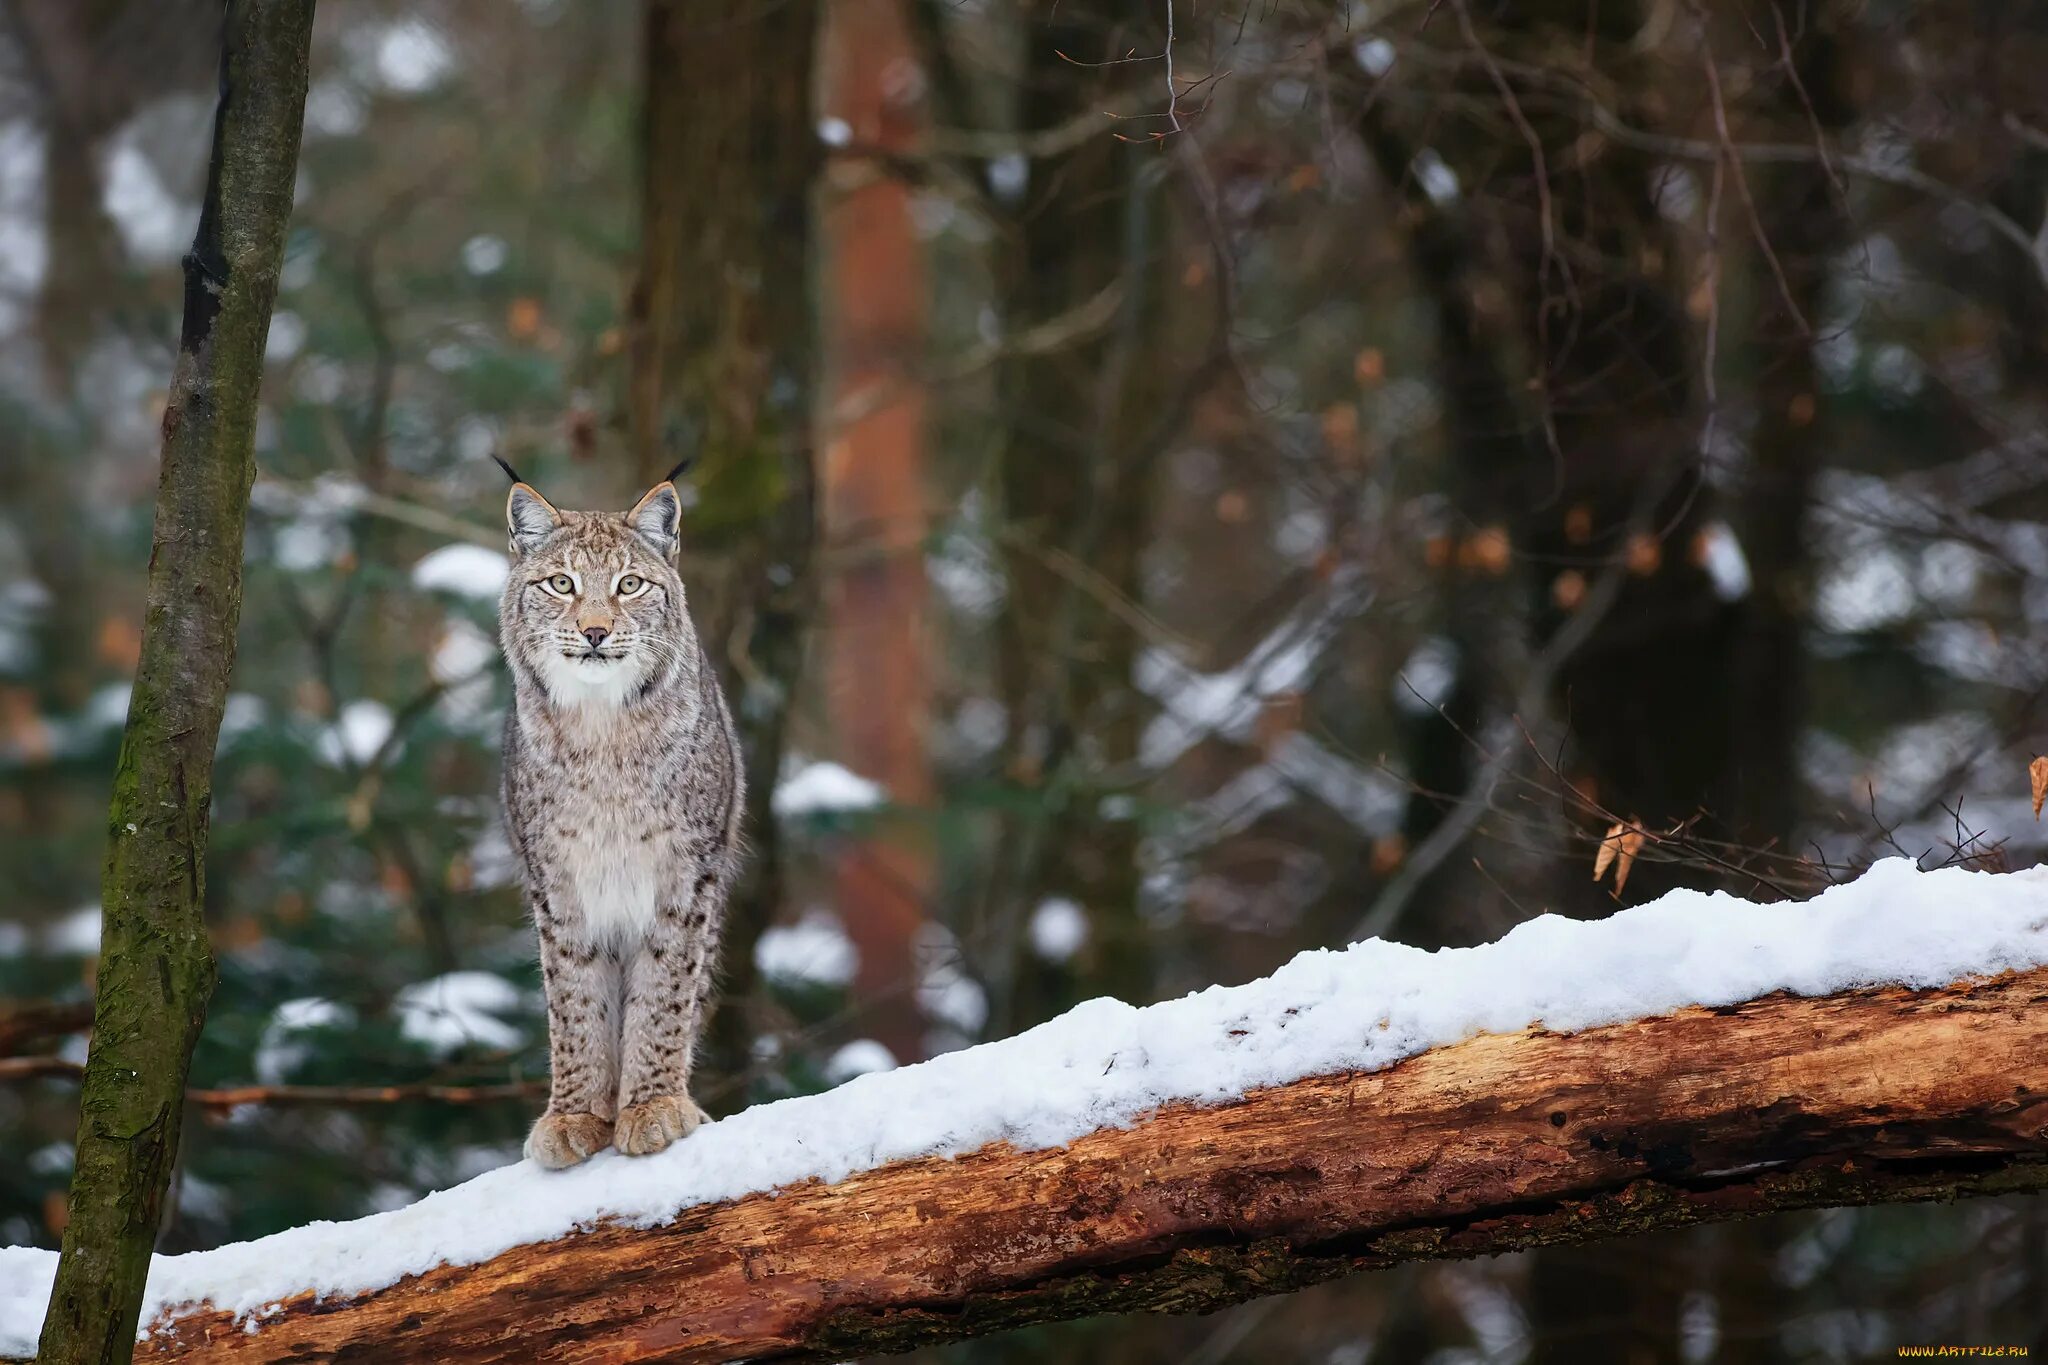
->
[513,727,693,947]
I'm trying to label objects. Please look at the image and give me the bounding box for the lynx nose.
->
[581,626,610,650]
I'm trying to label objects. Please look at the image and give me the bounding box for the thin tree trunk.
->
[1356,113,1530,948]
[987,5,1167,1031]
[629,0,820,1092]
[817,0,933,1063]
[1715,17,1853,1360]
[1371,6,1724,1359]
[34,5,314,1362]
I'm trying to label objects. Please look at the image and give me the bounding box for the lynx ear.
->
[626,481,682,558]
[506,483,562,557]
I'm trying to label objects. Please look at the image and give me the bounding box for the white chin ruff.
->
[540,652,644,710]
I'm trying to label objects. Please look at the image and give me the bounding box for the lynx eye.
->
[617,574,645,595]
[544,573,574,594]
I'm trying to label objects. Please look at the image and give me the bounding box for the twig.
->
[0,1056,547,1111]
[1691,6,1810,338]
[0,1001,94,1056]
[1352,463,1690,942]
[1162,0,1182,133]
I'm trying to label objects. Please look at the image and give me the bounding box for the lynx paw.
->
[615,1094,710,1157]
[526,1111,613,1170]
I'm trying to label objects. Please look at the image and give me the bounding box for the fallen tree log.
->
[105,963,2048,1363]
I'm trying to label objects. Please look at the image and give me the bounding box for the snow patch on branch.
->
[3,859,2046,1351]
[771,759,886,818]
[394,972,524,1056]
[412,544,511,600]
[754,910,858,989]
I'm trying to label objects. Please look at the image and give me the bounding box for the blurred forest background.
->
[4,0,2048,1360]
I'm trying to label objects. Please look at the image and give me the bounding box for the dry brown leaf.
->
[507,297,543,340]
[2031,755,2048,820]
[1686,277,1716,319]
[1321,404,1362,466]
[1625,533,1662,576]
[213,916,266,954]
[1593,821,1625,883]
[1463,526,1511,576]
[95,615,142,671]
[0,688,52,763]
[1552,570,1587,610]
[1611,827,1646,897]
[1563,504,1593,544]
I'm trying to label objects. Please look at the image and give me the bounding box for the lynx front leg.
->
[526,912,622,1170]
[614,882,723,1157]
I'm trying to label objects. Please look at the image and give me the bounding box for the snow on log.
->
[3,860,2047,1361]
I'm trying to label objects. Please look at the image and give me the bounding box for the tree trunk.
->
[33,5,314,1363]
[987,6,1167,1030]
[106,964,2048,1363]
[1376,6,1739,1358]
[817,0,933,1063]
[1356,111,1532,948]
[1715,18,1854,1360]
[629,0,820,1091]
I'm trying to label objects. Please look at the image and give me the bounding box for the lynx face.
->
[497,481,689,710]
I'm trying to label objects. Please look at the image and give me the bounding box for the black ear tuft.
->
[662,456,694,486]
[491,454,524,485]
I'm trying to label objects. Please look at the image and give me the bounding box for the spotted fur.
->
[495,477,742,1169]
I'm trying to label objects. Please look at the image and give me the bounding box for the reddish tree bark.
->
[817,0,933,1062]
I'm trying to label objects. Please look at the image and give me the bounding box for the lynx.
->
[494,462,743,1169]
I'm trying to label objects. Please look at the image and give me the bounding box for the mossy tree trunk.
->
[35,5,314,1364]
[629,0,819,1091]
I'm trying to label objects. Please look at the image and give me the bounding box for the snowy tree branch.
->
[85,963,2048,1363]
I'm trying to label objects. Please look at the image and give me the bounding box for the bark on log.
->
[36,5,314,1364]
[126,965,2048,1363]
